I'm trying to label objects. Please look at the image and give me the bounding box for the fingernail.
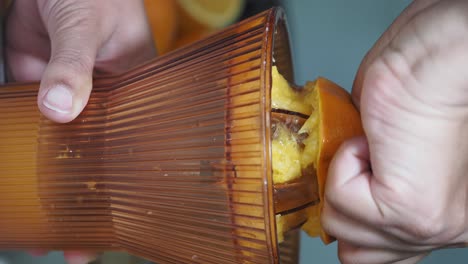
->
[42,85,73,114]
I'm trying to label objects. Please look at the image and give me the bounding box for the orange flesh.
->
[271,67,363,243]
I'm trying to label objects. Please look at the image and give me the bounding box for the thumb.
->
[324,137,385,226]
[37,0,101,123]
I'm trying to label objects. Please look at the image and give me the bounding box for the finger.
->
[93,0,156,75]
[5,0,49,82]
[351,0,440,109]
[322,200,432,252]
[37,0,102,123]
[338,241,428,264]
[327,136,439,244]
[323,201,396,249]
[5,50,48,82]
[324,136,438,249]
[63,251,99,264]
[325,136,384,225]
[393,253,429,264]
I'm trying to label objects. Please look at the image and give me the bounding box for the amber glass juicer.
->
[0,8,314,264]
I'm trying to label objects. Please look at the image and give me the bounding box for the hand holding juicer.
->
[0,8,362,264]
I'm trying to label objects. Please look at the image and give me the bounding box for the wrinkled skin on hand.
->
[4,0,155,263]
[322,0,468,263]
[5,0,156,123]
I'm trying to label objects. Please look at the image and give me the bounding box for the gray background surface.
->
[1,1,468,263]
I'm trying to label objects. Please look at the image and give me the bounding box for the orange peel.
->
[300,77,364,243]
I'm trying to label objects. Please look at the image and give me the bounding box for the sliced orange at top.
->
[177,0,245,30]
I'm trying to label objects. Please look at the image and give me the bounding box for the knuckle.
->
[338,253,351,264]
[396,199,446,241]
[338,248,359,264]
[406,204,465,242]
[360,57,405,124]
[323,191,342,215]
[41,0,96,26]
[439,1,468,37]
[374,175,465,243]
[374,184,446,240]
[51,49,94,75]
[409,216,444,241]
[338,139,356,154]
[319,212,334,237]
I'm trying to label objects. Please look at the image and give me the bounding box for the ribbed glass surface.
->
[0,8,303,264]
[279,230,300,264]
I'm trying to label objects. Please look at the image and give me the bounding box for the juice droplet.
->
[86,181,97,191]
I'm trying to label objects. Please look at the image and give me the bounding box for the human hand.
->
[322,0,468,263]
[29,250,98,264]
[5,0,156,123]
[5,0,155,263]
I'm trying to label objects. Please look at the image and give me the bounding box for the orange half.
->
[301,78,364,243]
